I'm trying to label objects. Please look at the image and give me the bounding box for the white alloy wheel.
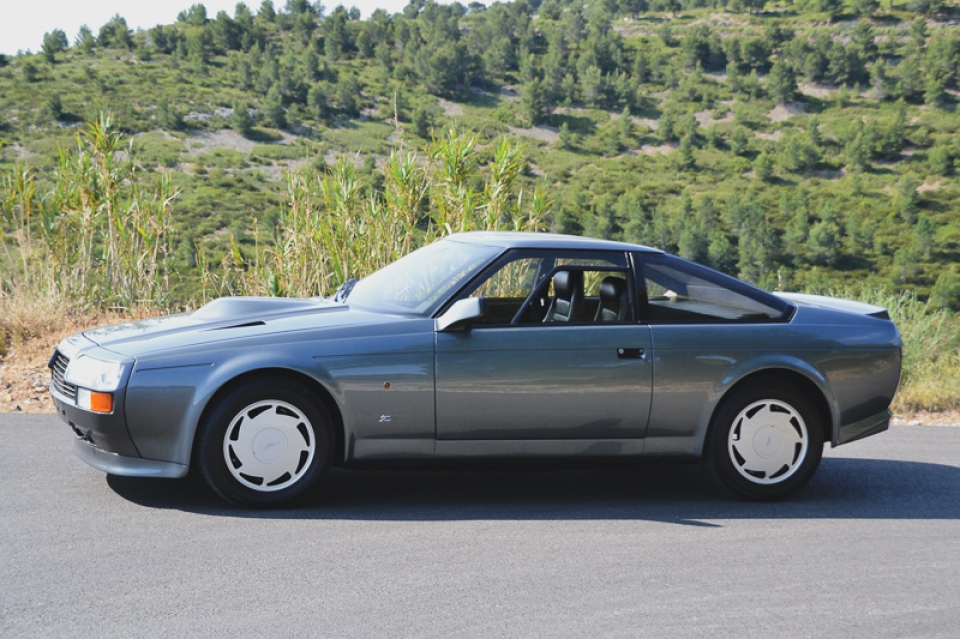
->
[727,399,808,485]
[222,400,316,492]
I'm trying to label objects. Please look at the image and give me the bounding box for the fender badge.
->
[379,415,392,423]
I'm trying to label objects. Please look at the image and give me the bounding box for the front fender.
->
[124,345,348,467]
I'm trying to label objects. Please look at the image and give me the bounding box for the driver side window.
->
[468,257,542,325]
[463,251,633,326]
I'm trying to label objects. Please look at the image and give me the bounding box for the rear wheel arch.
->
[194,368,346,469]
[710,368,834,449]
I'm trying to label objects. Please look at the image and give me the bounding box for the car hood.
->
[82,297,399,356]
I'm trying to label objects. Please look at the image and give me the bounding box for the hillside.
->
[1,0,959,307]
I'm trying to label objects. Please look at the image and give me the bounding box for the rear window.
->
[638,254,791,323]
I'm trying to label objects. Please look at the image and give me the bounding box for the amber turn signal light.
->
[77,388,114,413]
[89,391,114,413]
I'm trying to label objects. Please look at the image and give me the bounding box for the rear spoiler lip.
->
[774,292,891,319]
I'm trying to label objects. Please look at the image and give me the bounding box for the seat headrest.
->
[554,270,583,299]
[599,276,626,304]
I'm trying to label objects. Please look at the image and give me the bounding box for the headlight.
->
[64,356,125,392]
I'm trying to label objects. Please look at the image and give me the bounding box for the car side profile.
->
[50,232,902,506]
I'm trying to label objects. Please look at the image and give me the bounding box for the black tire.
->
[705,381,824,501]
[196,378,332,507]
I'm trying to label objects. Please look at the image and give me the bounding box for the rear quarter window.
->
[637,254,791,323]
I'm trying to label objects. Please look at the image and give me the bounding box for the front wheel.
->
[706,382,824,501]
[196,379,332,507]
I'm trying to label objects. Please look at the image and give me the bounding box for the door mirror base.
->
[437,297,485,332]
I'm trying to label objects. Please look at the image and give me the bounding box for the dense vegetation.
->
[1,0,959,408]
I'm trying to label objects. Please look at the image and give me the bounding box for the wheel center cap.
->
[753,425,783,458]
[252,428,287,464]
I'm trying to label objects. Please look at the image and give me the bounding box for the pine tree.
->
[44,94,63,121]
[929,142,953,175]
[617,107,634,147]
[930,267,960,310]
[754,152,775,182]
[616,189,650,244]
[731,126,750,156]
[895,174,921,222]
[520,78,549,126]
[41,30,68,63]
[806,221,841,267]
[412,107,433,139]
[679,133,696,169]
[912,215,937,258]
[264,85,286,128]
[767,58,796,104]
[557,122,575,150]
[232,101,253,136]
[157,100,185,130]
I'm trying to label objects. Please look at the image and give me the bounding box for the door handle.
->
[617,348,644,359]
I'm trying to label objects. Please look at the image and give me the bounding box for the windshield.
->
[346,240,501,316]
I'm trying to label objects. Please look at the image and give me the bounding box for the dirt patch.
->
[11,144,34,160]
[437,99,463,117]
[753,130,783,141]
[917,181,941,193]
[499,86,519,101]
[632,117,659,131]
[507,125,559,143]
[637,142,679,156]
[695,109,734,127]
[184,129,261,156]
[704,71,728,84]
[768,102,806,122]
[183,107,233,123]
[798,82,834,99]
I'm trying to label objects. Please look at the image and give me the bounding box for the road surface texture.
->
[2,414,959,638]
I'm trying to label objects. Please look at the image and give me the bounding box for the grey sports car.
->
[50,232,901,506]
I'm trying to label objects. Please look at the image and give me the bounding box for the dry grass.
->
[0,305,163,413]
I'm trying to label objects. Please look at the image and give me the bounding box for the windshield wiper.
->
[334,278,358,303]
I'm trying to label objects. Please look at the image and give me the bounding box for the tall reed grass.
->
[204,128,550,299]
[820,287,960,412]
[2,114,177,309]
[2,113,177,348]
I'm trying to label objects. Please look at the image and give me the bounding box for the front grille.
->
[50,351,77,401]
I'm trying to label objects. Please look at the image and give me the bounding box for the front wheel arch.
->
[193,368,346,471]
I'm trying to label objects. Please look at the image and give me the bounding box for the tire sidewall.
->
[197,379,332,507]
[707,381,824,501]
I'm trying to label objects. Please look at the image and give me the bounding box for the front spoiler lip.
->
[74,438,188,479]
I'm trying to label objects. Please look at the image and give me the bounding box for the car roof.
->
[445,231,662,253]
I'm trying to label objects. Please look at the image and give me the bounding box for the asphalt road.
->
[2,415,959,639]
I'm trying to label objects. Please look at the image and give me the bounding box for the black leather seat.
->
[543,270,583,323]
[595,276,629,322]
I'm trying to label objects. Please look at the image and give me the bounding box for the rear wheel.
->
[706,382,824,500]
[196,379,332,507]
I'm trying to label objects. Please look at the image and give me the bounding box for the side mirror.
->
[437,297,485,332]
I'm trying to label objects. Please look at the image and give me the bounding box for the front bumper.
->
[51,384,140,458]
[74,437,187,478]
[54,385,188,478]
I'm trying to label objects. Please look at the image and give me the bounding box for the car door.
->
[435,249,653,441]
